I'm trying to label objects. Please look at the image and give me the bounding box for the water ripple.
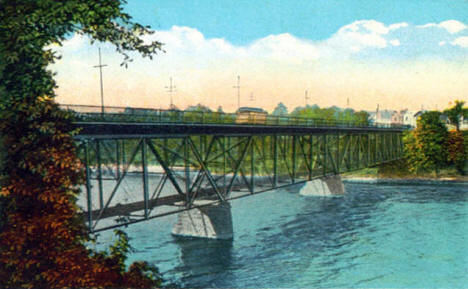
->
[96,181,467,288]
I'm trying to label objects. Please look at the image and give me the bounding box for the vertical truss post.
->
[348,135,352,170]
[309,135,313,180]
[84,141,93,232]
[122,139,127,165]
[251,137,255,193]
[292,135,296,183]
[399,133,403,157]
[358,134,362,168]
[116,139,121,179]
[390,134,393,160]
[375,133,378,163]
[367,133,370,166]
[96,139,104,209]
[323,134,327,175]
[336,132,340,173]
[141,138,149,219]
[184,137,190,201]
[273,135,278,187]
[384,133,388,161]
[223,136,227,194]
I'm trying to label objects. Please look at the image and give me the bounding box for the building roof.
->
[237,107,267,113]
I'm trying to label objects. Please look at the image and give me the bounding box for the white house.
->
[402,110,419,127]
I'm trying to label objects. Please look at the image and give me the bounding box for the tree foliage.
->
[444,100,467,131]
[446,130,466,175]
[291,105,369,125]
[404,111,448,175]
[272,102,288,116]
[0,1,163,287]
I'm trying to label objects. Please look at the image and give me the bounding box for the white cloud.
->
[390,39,401,46]
[248,33,319,61]
[51,20,468,112]
[439,20,466,34]
[339,20,389,34]
[451,36,468,47]
[418,20,466,34]
[55,20,467,67]
[389,22,409,31]
[327,20,391,53]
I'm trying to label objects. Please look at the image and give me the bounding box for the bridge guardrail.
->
[59,104,411,130]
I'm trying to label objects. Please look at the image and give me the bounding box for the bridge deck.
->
[74,121,405,138]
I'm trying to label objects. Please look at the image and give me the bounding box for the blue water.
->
[96,182,468,288]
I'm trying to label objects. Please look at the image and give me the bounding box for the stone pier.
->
[298,175,346,196]
[172,200,233,240]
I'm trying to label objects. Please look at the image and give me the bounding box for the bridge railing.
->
[60,104,410,129]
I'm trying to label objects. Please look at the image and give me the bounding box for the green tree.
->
[446,131,466,175]
[404,111,448,175]
[272,102,288,116]
[444,100,467,131]
[353,111,370,126]
[0,1,163,287]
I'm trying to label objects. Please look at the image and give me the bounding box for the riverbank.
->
[342,167,468,184]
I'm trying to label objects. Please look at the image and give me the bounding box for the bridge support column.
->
[298,175,345,196]
[172,201,233,240]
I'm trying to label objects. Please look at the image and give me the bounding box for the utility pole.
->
[233,75,241,111]
[305,90,309,106]
[347,97,350,108]
[165,77,176,109]
[249,92,255,103]
[94,48,107,114]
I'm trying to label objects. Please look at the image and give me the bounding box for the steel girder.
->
[78,131,403,232]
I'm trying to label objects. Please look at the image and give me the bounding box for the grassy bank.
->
[342,160,468,181]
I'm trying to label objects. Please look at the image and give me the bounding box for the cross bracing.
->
[76,131,404,233]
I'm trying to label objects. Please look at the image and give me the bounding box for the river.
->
[94,181,467,288]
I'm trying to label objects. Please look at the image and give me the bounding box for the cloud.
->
[389,22,409,31]
[452,36,468,47]
[51,20,468,112]
[418,20,466,34]
[390,39,401,46]
[328,20,390,52]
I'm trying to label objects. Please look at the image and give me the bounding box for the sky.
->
[52,0,468,112]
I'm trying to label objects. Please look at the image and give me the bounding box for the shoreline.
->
[342,175,468,185]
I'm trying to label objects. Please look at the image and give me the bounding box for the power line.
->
[249,92,255,102]
[93,48,107,114]
[165,77,176,109]
[233,75,241,110]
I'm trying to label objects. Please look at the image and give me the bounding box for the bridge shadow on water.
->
[238,187,384,287]
[170,236,234,287]
[158,182,467,288]
[166,184,389,288]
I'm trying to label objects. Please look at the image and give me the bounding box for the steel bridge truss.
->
[77,132,403,232]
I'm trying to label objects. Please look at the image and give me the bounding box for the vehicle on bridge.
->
[236,107,268,124]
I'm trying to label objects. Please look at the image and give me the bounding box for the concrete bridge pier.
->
[298,175,346,196]
[172,200,233,240]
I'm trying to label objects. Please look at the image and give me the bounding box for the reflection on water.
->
[97,181,467,288]
[172,238,233,287]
